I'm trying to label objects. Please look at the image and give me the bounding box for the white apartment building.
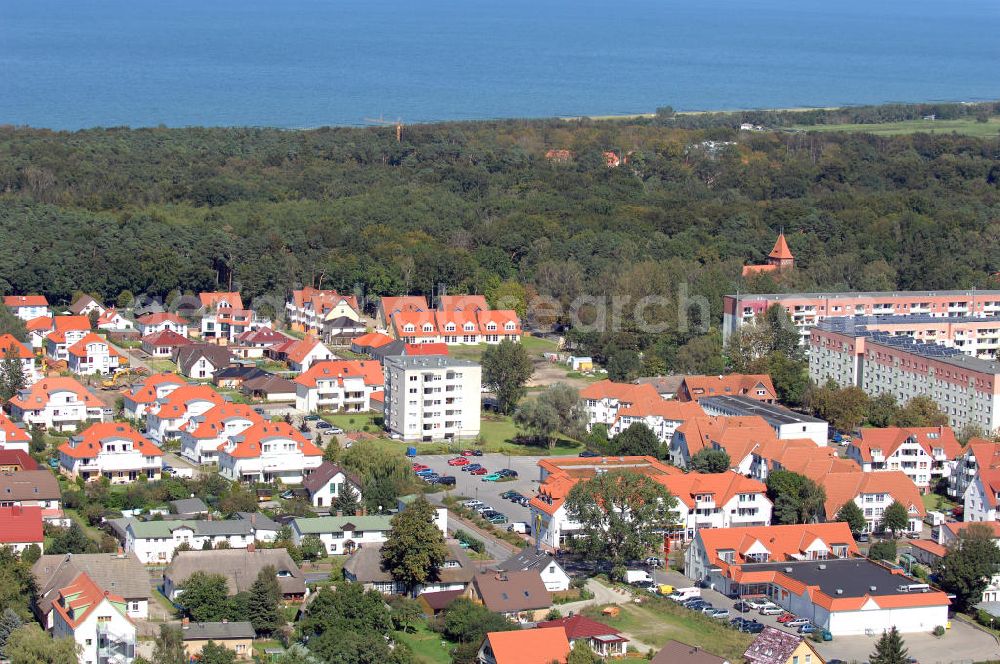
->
[217,421,323,484]
[3,295,50,321]
[294,360,384,413]
[663,473,773,542]
[821,471,926,535]
[963,466,1000,523]
[120,373,187,420]
[290,515,394,555]
[178,403,263,465]
[384,355,481,442]
[50,572,136,664]
[579,380,661,430]
[144,384,225,443]
[286,288,362,333]
[58,423,163,484]
[135,312,190,337]
[811,322,1000,434]
[67,333,122,375]
[699,395,829,447]
[845,427,962,493]
[117,517,277,564]
[8,377,106,432]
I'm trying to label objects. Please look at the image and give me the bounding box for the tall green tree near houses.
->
[247,565,285,637]
[0,609,23,659]
[765,470,826,525]
[481,339,533,414]
[178,572,231,622]
[689,448,731,473]
[0,347,26,402]
[612,422,660,457]
[935,523,1000,612]
[332,484,359,516]
[869,626,908,664]
[514,399,559,447]
[4,624,79,663]
[380,496,448,593]
[835,500,867,536]
[879,500,910,537]
[564,470,677,573]
[145,625,186,664]
[197,642,237,664]
[0,305,27,343]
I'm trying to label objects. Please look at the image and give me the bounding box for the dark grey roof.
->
[370,340,406,362]
[33,553,150,618]
[323,316,366,331]
[496,548,565,575]
[175,344,233,375]
[181,621,255,641]
[170,497,208,516]
[343,541,474,586]
[745,558,926,600]
[233,512,281,532]
[634,375,685,395]
[214,365,271,381]
[165,548,305,597]
[241,374,297,395]
[699,395,825,426]
[301,461,361,496]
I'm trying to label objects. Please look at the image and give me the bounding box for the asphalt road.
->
[412,453,545,527]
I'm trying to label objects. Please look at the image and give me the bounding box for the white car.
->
[760,606,784,616]
[786,618,811,627]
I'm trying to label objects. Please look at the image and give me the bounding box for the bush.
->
[868,539,897,562]
[933,625,945,637]
[453,529,485,554]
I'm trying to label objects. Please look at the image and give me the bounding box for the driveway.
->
[413,453,545,526]
[813,619,998,664]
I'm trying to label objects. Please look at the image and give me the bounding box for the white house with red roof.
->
[3,295,49,321]
[964,466,1000,523]
[50,571,136,664]
[476,309,522,343]
[141,329,193,357]
[8,377,106,431]
[120,373,187,420]
[302,461,364,508]
[609,398,705,444]
[820,470,926,535]
[391,310,442,344]
[535,615,628,659]
[676,374,778,403]
[846,426,962,493]
[294,359,384,413]
[198,291,269,343]
[59,422,163,483]
[376,295,430,329]
[95,307,134,332]
[25,315,54,350]
[66,332,122,375]
[217,421,322,484]
[0,333,37,384]
[269,335,334,372]
[286,287,362,333]
[0,411,31,452]
[579,380,663,430]
[669,415,776,470]
[661,473,772,542]
[136,312,190,337]
[949,438,1000,500]
[179,403,264,465]
[232,326,290,360]
[0,505,44,554]
[43,315,92,362]
[144,384,226,443]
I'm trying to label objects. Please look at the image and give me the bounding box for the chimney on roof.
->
[247,542,255,553]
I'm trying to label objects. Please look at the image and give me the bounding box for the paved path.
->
[446,512,519,561]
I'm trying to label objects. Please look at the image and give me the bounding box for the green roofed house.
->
[290,515,393,556]
[114,515,280,564]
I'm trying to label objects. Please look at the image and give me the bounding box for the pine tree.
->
[835,500,867,535]
[247,565,284,637]
[869,626,908,664]
[0,347,26,402]
[0,608,23,658]
[332,484,359,516]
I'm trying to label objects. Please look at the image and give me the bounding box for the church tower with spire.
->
[741,230,794,278]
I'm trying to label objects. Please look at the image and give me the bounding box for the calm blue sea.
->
[2,0,999,129]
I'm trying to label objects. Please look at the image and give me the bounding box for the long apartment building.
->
[724,289,1000,347]
[383,355,481,442]
[810,321,1000,434]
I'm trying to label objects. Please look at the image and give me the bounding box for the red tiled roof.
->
[52,571,129,629]
[853,427,962,463]
[0,448,37,468]
[579,380,661,404]
[184,403,263,439]
[0,334,33,359]
[60,422,162,459]
[530,456,682,516]
[405,343,449,356]
[236,326,289,345]
[438,295,488,312]
[909,539,947,558]
[483,626,569,664]
[698,523,858,570]
[0,506,43,544]
[476,309,522,333]
[121,372,187,404]
[218,421,320,459]
[0,410,31,444]
[663,472,768,510]
[352,332,394,349]
[536,615,626,641]
[53,316,91,333]
[675,415,776,458]
[820,471,925,521]
[294,360,384,388]
[151,384,225,417]
[291,288,360,315]
[285,336,327,364]
[9,377,99,410]
[142,329,192,348]
[943,520,1000,540]
[392,310,439,337]
[3,295,48,308]
[137,312,190,326]
[678,374,776,402]
[199,292,244,310]
[25,316,53,332]
[976,468,1000,509]
[67,333,122,358]
[380,296,430,317]
[769,232,794,260]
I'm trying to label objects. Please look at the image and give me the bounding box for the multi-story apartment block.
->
[949,439,1000,501]
[66,333,123,375]
[662,472,772,542]
[286,287,361,334]
[608,398,705,443]
[3,294,50,321]
[384,356,481,441]
[59,422,163,483]
[821,470,926,534]
[699,395,829,446]
[810,322,1000,434]
[179,403,263,465]
[120,373,187,420]
[217,421,322,483]
[676,374,778,403]
[8,377,106,432]
[43,316,92,362]
[724,289,1000,347]
[294,359,384,413]
[845,427,961,493]
[579,380,661,430]
[198,292,269,343]
[144,384,226,443]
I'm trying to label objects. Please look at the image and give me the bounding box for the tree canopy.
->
[765,470,826,525]
[482,340,533,414]
[935,523,1000,612]
[380,496,448,592]
[689,448,731,473]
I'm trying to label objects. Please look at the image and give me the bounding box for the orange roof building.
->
[294,359,384,414]
[749,437,856,482]
[610,398,705,444]
[287,287,361,334]
[121,372,187,419]
[271,335,334,371]
[377,296,430,327]
[820,470,925,534]
[59,422,163,483]
[144,384,226,443]
[7,377,105,432]
[217,421,322,484]
[438,294,488,312]
[179,403,264,465]
[581,380,663,430]
[65,332,122,375]
[676,374,777,403]
[670,415,777,469]
[846,426,962,492]
[381,296,521,345]
[742,231,795,278]
[2,295,49,321]
[950,438,1000,503]
[0,410,31,451]
[478,626,570,664]
[50,571,135,662]
[661,472,772,541]
[688,522,948,636]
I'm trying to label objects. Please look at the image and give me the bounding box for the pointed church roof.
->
[768,232,794,260]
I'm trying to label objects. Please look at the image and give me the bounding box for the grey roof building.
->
[343,540,475,595]
[169,497,209,517]
[32,552,150,624]
[180,621,256,641]
[175,344,233,377]
[163,548,306,600]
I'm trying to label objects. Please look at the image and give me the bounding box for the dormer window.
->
[504,322,515,330]
[422,324,433,332]
[404,324,415,333]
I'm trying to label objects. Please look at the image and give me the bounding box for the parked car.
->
[435,476,457,487]
[906,531,920,539]
[501,490,522,500]
[315,421,332,430]
[474,504,494,514]
[448,457,470,466]
[421,473,440,482]
[414,468,436,476]
[497,468,518,478]
[461,449,483,457]
[470,467,488,475]
[684,600,708,610]
[280,489,295,500]
[744,621,765,634]
[856,532,870,543]
[733,601,752,613]
[797,624,818,634]
[699,604,717,614]
[744,597,770,609]
[412,464,430,472]
[462,464,483,472]
[708,609,729,619]
[777,613,797,623]
[759,606,784,616]
[463,499,484,509]
[460,450,476,457]
[304,414,320,421]
[487,513,508,524]
[644,556,663,567]
[578,450,600,458]
[786,618,811,628]
[329,426,344,435]
[482,473,504,481]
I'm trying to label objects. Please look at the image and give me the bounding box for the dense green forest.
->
[1,104,999,372]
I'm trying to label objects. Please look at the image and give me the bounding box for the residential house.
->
[163,547,305,601]
[67,295,105,317]
[141,329,192,358]
[217,421,322,484]
[33,552,150,624]
[477,626,569,664]
[175,344,233,380]
[685,523,948,635]
[8,377,106,431]
[49,572,136,664]
[66,332,122,375]
[376,296,430,329]
[169,497,209,518]
[964,466,1000,523]
[416,589,464,616]
[351,332,395,355]
[181,622,255,661]
[0,333,37,384]
[294,359,384,414]
[135,312,190,337]
[343,540,475,596]
[0,448,38,470]
[389,304,520,346]
[743,627,823,664]
[0,505,44,554]
[391,310,442,344]
[120,372,187,420]
[3,294,49,321]
[650,641,730,664]
[669,416,776,470]
[820,471,925,534]
[0,411,32,452]
[25,316,53,351]
[0,470,65,524]
[937,521,1000,602]
[471,570,552,622]
[144,384,226,443]
[179,403,263,465]
[535,615,628,659]
[846,427,962,493]
[290,515,393,555]
[213,365,271,390]
[437,294,489,312]
[661,472,772,543]
[240,374,297,402]
[748,438,855,483]
[59,422,163,483]
[118,516,277,564]
[199,291,269,343]
[286,287,362,334]
[633,375,685,399]
[383,355,481,442]
[94,308,134,332]
[270,336,334,372]
[232,327,290,360]
[302,461,363,508]
[44,315,92,362]
[495,548,571,592]
[323,316,368,346]
[676,374,777,403]
[949,438,1000,501]
[579,380,662,431]
[609,398,705,444]
[698,396,829,446]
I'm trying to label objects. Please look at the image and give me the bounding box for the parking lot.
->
[413,453,545,526]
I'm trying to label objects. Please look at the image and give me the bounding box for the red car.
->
[412,464,429,472]
[469,467,488,475]
[777,613,797,624]
[448,457,470,466]
[460,450,476,457]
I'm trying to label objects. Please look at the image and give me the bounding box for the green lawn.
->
[581,599,753,661]
[520,335,559,354]
[393,622,453,664]
[478,414,583,456]
[147,359,177,373]
[791,116,1000,137]
[320,412,381,432]
[63,508,110,547]
[922,493,958,513]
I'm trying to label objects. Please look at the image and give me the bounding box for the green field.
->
[582,599,754,661]
[393,623,452,664]
[320,412,381,432]
[922,493,958,513]
[791,116,1000,137]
